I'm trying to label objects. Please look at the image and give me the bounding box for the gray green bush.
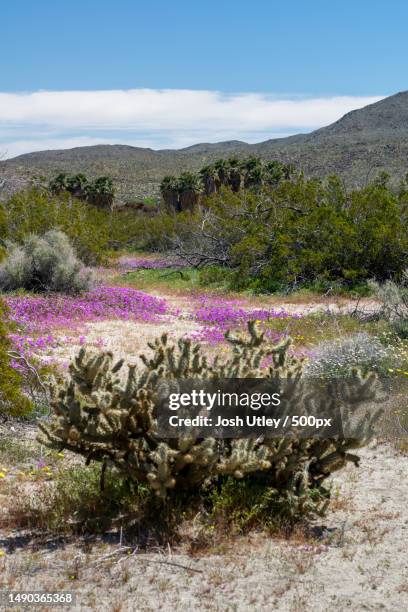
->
[370,272,408,338]
[0,230,93,294]
[304,333,392,378]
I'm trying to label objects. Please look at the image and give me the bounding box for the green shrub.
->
[42,465,145,534]
[141,209,198,251]
[371,272,408,317]
[0,230,92,294]
[2,188,111,264]
[167,177,408,291]
[391,319,408,339]
[371,272,408,339]
[0,299,32,417]
[209,474,326,533]
[198,265,233,287]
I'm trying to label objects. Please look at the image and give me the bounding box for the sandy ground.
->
[3,290,404,611]
[46,293,380,368]
[0,442,406,611]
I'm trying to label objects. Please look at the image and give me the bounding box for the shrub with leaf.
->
[0,299,32,417]
[371,271,408,338]
[38,322,381,524]
[0,230,92,294]
[304,333,392,378]
[2,188,112,265]
[166,176,408,291]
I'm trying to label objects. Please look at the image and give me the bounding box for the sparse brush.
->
[304,332,392,378]
[370,273,408,338]
[370,274,408,319]
[0,230,93,294]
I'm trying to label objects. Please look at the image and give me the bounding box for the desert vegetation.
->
[160,157,295,210]
[0,162,407,609]
[0,299,32,417]
[49,173,115,209]
[0,230,93,294]
[154,164,408,293]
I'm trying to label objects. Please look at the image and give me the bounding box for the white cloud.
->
[0,137,113,159]
[0,89,383,158]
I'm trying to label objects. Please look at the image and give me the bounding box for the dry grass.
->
[1,438,407,609]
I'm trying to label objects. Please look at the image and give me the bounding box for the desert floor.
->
[1,425,406,611]
[1,269,407,611]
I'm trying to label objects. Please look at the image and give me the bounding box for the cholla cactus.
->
[38,322,382,519]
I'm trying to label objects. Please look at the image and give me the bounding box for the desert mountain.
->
[1,91,408,203]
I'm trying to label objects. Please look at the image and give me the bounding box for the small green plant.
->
[0,299,32,417]
[199,266,233,288]
[208,475,326,533]
[41,465,146,534]
[4,464,147,534]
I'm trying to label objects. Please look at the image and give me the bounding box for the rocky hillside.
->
[2,92,408,203]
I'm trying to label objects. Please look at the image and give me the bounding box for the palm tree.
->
[86,176,115,209]
[214,159,230,190]
[199,165,218,196]
[66,173,89,199]
[241,156,264,189]
[160,175,181,211]
[226,156,242,192]
[264,160,284,187]
[178,172,202,211]
[49,173,69,195]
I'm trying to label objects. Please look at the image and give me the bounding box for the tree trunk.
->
[179,190,198,211]
[229,170,242,192]
[162,189,181,212]
[203,176,216,196]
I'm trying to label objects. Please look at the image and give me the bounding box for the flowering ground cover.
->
[5,272,394,379]
[5,285,169,360]
[4,280,308,368]
[190,294,301,343]
[6,286,168,332]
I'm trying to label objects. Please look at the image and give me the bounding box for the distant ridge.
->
[2,91,408,202]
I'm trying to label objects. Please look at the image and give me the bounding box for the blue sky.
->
[1,0,406,157]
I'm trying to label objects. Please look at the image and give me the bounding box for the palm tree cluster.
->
[160,156,295,211]
[49,173,115,209]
